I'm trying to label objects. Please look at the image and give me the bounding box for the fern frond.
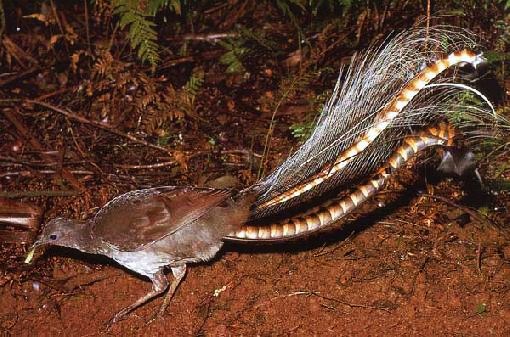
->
[184,67,205,107]
[275,0,305,29]
[112,0,160,66]
[219,39,248,74]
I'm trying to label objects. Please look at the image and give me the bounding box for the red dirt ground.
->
[1,176,509,336]
[1,2,509,336]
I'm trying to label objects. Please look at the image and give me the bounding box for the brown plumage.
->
[26,187,252,324]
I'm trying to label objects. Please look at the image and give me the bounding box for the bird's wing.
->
[91,186,231,251]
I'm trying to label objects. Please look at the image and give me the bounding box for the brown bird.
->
[25,186,252,324]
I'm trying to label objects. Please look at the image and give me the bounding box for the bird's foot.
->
[145,290,173,324]
[105,307,131,329]
[145,265,186,325]
[145,308,164,325]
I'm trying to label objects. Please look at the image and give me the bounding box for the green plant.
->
[111,0,182,66]
[219,39,249,74]
[182,66,205,110]
[275,0,362,22]
[289,90,329,141]
[275,0,305,29]
[289,121,314,140]
[475,303,487,314]
[113,0,161,66]
[497,0,510,10]
[258,69,323,178]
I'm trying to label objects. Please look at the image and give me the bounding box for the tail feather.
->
[246,26,495,220]
[227,123,455,242]
[258,49,481,211]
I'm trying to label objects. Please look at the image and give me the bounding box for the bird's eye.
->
[49,234,57,240]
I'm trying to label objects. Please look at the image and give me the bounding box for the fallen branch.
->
[0,66,40,88]
[2,109,85,192]
[0,190,80,198]
[420,193,496,229]
[26,99,174,158]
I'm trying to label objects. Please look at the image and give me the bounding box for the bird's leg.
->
[147,264,187,322]
[160,265,187,315]
[107,270,168,327]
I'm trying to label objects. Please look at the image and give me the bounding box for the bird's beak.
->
[24,247,36,264]
[24,241,44,264]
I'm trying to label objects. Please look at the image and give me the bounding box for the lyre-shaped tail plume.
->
[246,26,495,220]
[259,50,482,210]
[226,123,455,242]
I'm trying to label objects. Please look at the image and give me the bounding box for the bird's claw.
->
[145,303,168,325]
[104,308,130,330]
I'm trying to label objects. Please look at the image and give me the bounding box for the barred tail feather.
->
[247,26,495,220]
[227,123,455,242]
[258,49,482,210]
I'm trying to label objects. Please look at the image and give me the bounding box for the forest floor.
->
[1,1,509,336]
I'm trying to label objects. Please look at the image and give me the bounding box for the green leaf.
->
[113,0,160,66]
[475,303,487,314]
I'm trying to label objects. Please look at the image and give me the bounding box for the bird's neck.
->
[66,224,105,255]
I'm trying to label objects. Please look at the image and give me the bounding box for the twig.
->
[1,36,39,67]
[83,0,91,53]
[204,2,230,14]
[165,32,239,42]
[313,231,355,257]
[0,198,41,230]
[420,193,496,229]
[26,99,174,157]
[255,290,391,312]
[1,170,94,178]
[310,291,392,312]
[154,56,193,71]
[254,291,310,309]
[2,109,85,192]
[35,87,74,101]
[257,79,296,179]
[49,0,69,53]
[0,66,40,88]
[476,241,483,274]
[0,0,5,37]
[193,295,215,336]
[0,190,80,198]
[113,161,176,169]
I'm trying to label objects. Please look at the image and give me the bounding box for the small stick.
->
[310,291,392,312]
[476,241,483,274]
[49,0,69,53]
[0,66,40,88]
[83,0,91,53]
[420,193,495,229]
[1,170,95,178]
[26,99,174,157]
[113,161,176,170]
[0,190,80,198]
[35,87,73,101]
[153,56,193,71]
[2,109,85,192]
[165,32,239,42]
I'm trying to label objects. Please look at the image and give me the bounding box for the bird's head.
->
[25,217,88,264]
